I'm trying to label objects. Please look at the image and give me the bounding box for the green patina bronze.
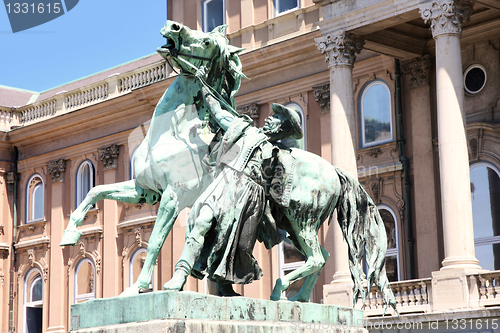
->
[60,19,396,312]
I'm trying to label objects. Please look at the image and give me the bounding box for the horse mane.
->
[206,26,246,112]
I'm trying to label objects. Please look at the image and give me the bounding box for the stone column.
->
[47,159,67,333]
[316,31,363,305]
[420,0,479,271]
[401,56,441,277]
[98,145,121,297]
[420,0,482,311]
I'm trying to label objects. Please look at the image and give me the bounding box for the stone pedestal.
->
[70,291,367,333]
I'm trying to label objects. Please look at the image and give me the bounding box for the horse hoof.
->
[59,229,82,246]
[119,286,140,297]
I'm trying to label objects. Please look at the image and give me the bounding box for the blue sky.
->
[1,1,168,92]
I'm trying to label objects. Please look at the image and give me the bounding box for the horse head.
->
[157,20,246,111]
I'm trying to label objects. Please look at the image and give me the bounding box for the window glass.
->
[280,103,305,150]
[471,164,500,270]
[360,81,393,147]
[378,206,399,282]
[76,161,95,207]
[130,248,152,289]
[30,277,43,303]
[203,0,224,32]
[274,0,299,15]
[75,259,96,303]
[26,175,44,223]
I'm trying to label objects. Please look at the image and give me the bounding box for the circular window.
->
[464,64,487,94]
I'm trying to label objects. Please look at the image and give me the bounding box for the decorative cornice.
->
[47,159,66,182]
[313,83,330,113]
[315,31,364,67]
[401,55,432,89]
[237,103,260,124]
[420,0,473,38]
[99,144,120,170]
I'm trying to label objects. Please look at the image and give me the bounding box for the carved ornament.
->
[401,56,432,89]
[315,31,364,67]
[420,0,473,37]
[48,159,66,182]
[99,144,120,170]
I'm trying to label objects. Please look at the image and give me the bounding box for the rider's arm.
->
[202,87,235,131]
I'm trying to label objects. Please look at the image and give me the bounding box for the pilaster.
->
[47,159,67,333]
[99,145,121,298]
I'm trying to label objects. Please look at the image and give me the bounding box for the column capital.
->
[401,55,433,89]
[98,144,120,170]
[315,31,364,67]
[47,159,66,183]
[420,0,473,38]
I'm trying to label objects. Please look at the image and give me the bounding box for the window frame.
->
[470,162,500,270]
[129,247,153,289]
[359,80,394,148]
[377,204,401,282]
[280,102,306,150]
[273,0,300,17]
[76,160,95,208]
[74,258,96,304]
[23,268,43,333]
[202,0,225,33]
[129,147,138,180]
[25,174,44,224]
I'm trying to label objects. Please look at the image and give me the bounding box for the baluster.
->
[419,282,428,305]
[401,286,409,306]
[487,276,495,299]
[408,285,416,306]
[493,276,500,299]
[413,284,423,306]
[479,276,488,300]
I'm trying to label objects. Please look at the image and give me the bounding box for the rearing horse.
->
[60,20,245,296]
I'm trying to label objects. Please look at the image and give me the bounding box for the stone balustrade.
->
[362,271,500,317]
[119,62,168,93]
[0,108,18,131]
[473,271,500,307]
[363,278,432,316]
[19,99,57,124]
[1,60,172,128]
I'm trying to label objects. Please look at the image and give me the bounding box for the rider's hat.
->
[271,103,304,140]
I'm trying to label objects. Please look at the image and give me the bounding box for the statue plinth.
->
[70,291,367,332]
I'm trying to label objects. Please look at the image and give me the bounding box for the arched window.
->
[76,160,95,208]
[74,258,96,303]
[202,0,224,32]
[24,269,43,333]
[378,205,400,282]
[129,147,138,180]
[274,0,299,16]
[359,80,394,148]
[470,163,500,270]
[129,248,152,289]
[26,175,44,223]
[280,102,305,150]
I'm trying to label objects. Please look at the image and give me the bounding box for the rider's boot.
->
[164,237,203,291]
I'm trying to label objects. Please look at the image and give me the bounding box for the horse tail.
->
[334,167,396,312]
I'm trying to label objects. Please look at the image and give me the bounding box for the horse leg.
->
[270,232,326,301]
[164,204,214,291]
[121,186,179,296]
[289,246,329,302]
[60,180,158,246]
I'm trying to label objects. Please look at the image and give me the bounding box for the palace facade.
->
[2,0,500,332]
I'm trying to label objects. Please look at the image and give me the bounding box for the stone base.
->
[70,291,367,333]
